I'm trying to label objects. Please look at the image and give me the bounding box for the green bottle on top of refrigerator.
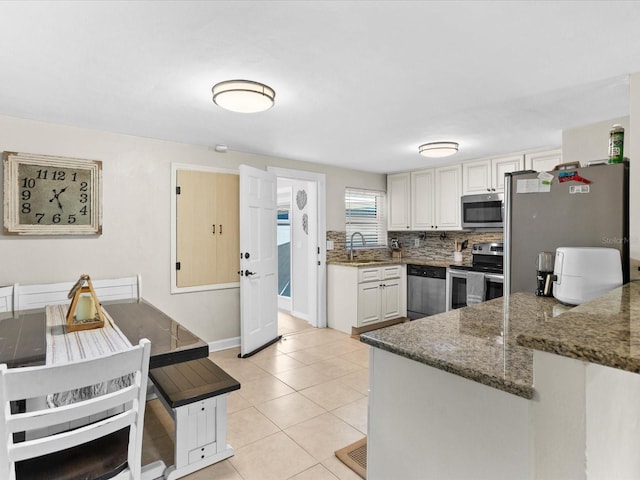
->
[608,124,624,164]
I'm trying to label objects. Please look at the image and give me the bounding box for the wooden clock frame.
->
[3,151,102,235]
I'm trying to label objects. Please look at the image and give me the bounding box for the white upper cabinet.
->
[434,164,462,229]
[524,149,562,172]
[387,172,411,230]
[462,155,524,194]
[410,169,435,230]
[492,156,524,192]
[388,166,462,231]
[462,160,491,195]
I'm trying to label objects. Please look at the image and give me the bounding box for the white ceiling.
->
[1,1,640,174]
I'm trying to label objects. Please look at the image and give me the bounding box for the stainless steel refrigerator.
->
[504,161,629,294]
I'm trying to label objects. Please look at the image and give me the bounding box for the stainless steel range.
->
[446,242,504,310]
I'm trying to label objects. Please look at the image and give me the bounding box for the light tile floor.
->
[142,312,367,480]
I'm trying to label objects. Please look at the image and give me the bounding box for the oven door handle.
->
[485,274,504,283]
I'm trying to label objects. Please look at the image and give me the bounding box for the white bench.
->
[149,358,240,480]
[13,275,141,312]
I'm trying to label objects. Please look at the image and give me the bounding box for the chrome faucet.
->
[349,231,366,261]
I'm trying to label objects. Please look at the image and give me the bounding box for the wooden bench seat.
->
[149,357,240,480]
[150,357,240,408]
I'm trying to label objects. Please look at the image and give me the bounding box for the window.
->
[345,188,387,248]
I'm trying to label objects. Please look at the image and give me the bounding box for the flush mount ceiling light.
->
[418,142,459,158]
[212,79,275,113]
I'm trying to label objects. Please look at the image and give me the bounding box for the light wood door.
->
[215,173,240,284]
[176,170,218,287]
[176,170,239,288]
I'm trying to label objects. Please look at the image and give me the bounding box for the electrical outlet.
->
[414,238,420,247]
[326,240,334,250]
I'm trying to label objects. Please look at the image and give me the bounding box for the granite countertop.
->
[360,292,563,399]
[517,281,640,373]
[328,257,454,268]
[361,281,640,399]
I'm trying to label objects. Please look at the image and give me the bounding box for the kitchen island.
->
[361,282,640,480]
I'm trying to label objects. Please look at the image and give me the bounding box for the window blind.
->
[345,188,387,248]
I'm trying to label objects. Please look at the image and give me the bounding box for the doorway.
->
[269,167,327,330]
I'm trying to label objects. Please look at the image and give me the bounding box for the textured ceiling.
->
[1,1,639,173]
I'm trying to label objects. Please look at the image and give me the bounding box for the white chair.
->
[0,339,151,480]
[0,286,13,315]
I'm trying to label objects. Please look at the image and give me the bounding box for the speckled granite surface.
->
[360,292,561,399]
[517,281,640,373]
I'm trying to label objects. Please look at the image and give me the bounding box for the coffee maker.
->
[536,251,555,297]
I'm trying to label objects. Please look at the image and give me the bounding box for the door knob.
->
[244,270,256,276]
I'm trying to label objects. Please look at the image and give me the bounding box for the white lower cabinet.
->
[328,264,406,334]
[358,277,402,326]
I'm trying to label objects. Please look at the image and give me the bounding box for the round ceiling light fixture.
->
[418,141,459,158]
[212,79,275,113]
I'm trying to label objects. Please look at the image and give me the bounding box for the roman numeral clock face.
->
[3,152,102,235]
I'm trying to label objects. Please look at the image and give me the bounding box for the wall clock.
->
[3,151,102,235]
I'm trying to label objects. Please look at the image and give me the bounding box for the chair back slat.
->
[3,346,144,401]
[8,385,138,433]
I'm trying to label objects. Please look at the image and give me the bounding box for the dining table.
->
[0,298,212,480]
[0,298,209,369]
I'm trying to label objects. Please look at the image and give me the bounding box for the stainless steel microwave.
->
[461,193,504,229]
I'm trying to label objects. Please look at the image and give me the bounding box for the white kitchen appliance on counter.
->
[552,247,622,305]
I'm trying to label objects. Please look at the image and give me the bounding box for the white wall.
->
[562,116,629,164]
[0,114,385,343]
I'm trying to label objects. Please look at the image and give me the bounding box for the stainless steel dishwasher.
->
[407,264,447,320]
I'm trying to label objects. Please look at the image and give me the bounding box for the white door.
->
[239,165,278,357]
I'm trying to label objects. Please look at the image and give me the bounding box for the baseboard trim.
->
[208,336,240,353]
[351,317,408,338]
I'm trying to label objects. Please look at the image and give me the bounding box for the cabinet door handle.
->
[219,224,222,235]
[212,224,216,234]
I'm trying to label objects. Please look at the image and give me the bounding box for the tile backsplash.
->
[327,230,504,264]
